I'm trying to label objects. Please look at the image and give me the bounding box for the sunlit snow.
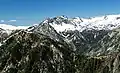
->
[49,14,120,32]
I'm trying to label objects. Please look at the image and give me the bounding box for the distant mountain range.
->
[1,14,120,73]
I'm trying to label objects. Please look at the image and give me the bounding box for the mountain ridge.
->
[1,14,120,73]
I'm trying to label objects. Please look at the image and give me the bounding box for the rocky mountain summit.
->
[1,14,120,73]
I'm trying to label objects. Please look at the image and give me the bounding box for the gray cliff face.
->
[33,23,64,42]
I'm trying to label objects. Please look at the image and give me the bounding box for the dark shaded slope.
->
[89,28,120,56]
[0,30,75,73]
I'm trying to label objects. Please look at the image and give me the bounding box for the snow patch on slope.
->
[50,23,77,32]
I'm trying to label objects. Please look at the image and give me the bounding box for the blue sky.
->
[0,0,120,26]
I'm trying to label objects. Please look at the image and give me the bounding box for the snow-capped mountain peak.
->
[41,14,120,33]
